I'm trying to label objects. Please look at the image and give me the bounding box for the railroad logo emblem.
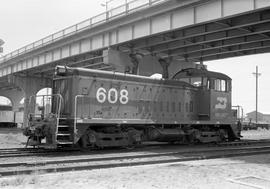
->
[215,97,227,109]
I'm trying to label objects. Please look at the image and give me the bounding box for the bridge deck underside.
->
[11,50,112,78]
[0,77,21,91]
[2,7,270,80]
[116,8,270,63]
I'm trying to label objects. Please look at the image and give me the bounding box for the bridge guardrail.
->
[0,0,168,64]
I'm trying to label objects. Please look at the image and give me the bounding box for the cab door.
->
[210,79,232,121]
[197,78,211,120]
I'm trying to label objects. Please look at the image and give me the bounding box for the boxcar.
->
[0,105,16,127]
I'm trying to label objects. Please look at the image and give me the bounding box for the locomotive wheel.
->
[78,134,95,149]
[77,134,89,148]
[219,129,229,142]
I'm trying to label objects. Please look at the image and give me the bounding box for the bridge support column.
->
[0,89,24,111]
[103,49,163,75]
[103,49,134,73]
[103,48,198,78]
[7,75,52,128]
[129,53,141,75]
[158,58,171,79]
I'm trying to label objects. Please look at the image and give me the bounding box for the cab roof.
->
[172,68,231,80]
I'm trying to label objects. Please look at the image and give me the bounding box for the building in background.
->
[246,111,270,123]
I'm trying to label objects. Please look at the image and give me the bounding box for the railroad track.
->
[1,143,270,177]
[1,138,270,158]
[0,139,269,159]
[214,139,270,146]
[0,148,79,158]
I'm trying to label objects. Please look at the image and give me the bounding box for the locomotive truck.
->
[24,65,241,148]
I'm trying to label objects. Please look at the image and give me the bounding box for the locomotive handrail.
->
[28,94,63,142]
[28,94,64,120]
[74,95,89,140]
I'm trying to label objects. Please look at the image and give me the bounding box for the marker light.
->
[55,66,67,76]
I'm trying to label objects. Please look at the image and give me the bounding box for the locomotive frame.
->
[24,65,241,148]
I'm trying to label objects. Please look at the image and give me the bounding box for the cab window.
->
[214,79,229,92]
[190,77,202,87]
[179,77,207,87]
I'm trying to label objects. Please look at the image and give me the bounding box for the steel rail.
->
[2,144,270,167]
[1,145,270,177]
[0,139,269,158]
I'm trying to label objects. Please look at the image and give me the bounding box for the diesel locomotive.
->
[24,65,241,148]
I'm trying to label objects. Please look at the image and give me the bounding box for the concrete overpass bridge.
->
[1,0,270,126]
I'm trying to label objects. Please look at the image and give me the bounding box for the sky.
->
[0,0,270,115]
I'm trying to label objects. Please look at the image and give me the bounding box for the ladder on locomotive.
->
[55,118,74,147]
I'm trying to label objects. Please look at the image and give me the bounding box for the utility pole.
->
[252,66,261,125]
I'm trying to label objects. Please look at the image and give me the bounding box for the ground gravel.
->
[1,128,270,189]
[1,155,270,189]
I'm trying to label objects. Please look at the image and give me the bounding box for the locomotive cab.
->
[172,67,233,122]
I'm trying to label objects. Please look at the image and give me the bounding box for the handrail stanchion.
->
[74,95,80,142]
[74,95,88,142]
[55,94,63,139]
[27,94,63,120]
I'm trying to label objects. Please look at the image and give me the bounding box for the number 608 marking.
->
[96,87,129,104]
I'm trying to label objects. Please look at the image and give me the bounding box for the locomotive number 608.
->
[96,87,129,104]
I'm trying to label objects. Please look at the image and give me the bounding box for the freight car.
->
[0,105,15,127]
[241,121,270,130]
[0,105,23,127]
[24,65,241,148]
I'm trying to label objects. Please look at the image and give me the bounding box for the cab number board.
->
[96,87,129,104]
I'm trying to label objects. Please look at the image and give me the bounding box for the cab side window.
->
[179,77,207,88]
